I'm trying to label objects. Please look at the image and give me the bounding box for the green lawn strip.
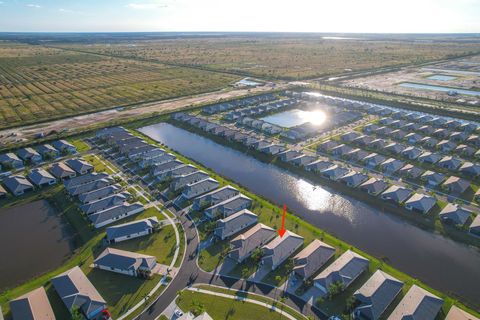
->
[193,285,309,320]
[68,138,91,152]
[176,290,291,320]
[83,154,117,174]
[130,124,480,317]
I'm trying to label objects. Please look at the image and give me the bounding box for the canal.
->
[139,122,480,307]
[0,200,76,290]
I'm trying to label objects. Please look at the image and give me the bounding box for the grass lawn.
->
[176,291,291,320]
[198,241,230,272]
[68,138,91,153]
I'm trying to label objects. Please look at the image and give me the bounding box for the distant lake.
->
[427,75,457,81]
[0,200,76,290]
[399,82,480,96]
[261,109,327,128]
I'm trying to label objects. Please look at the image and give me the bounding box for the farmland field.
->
[60,36,480,79]
[0,42,240,129]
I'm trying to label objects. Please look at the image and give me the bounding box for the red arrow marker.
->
[278,204,287,237]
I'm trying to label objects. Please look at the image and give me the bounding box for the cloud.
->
[126,1,168,9]
[59,8,74,13]
[26,4,41,8]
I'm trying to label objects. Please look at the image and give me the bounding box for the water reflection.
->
[261,109,327,128]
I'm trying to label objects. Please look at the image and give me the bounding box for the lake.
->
[261,109,327,128]
[139,122,480,307]
[0,200,76,290]
[400,82,480,96]
[427,75,457,81]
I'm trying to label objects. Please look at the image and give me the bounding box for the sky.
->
[0,0,480,33]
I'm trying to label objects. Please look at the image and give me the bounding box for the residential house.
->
[381,186,412,204]
[150,160,185,178]
[214,209,258,240]
[52,140,76,154]
[381,158,405,174]
[459,162,480,177]
[229,223,276,263]
[401,147,422,160]
[340,171,369,188]
[391,129,407,140]
[260,144,286,155]
[445,306,479,320]
[385,143,406,155]
[421,170,446,187]
[353,270,403,320]
[317,140,339,153]
[0,152,24,169]
[387,285,443,320]
[105,217,160,244]
[420,136,438,148]
[442,176,470,195]
[204,194,252,219]
[364,153,386,168]
[17,147,42,164]
[78,185,120,204]
[169,171,209,192]
[50,162,76,180]
[450,131,469,142]
[321,165,349,181]
[404,193,437,214]
[331,144,353,157]
[470,215,480,236]
[0,184,6,198]
[291,155,317,167]
[158,164,198,182]
[93,248,157,278]
[293,239,335,281]
[437,156,462,170]
[347,149,370,162]
[9,287,55,320]
[439,204,472,227]
[261,231,304,270]
[455,144,475,157]
[181,178,220,200]
[192,185,239,211]
[65,159,94,175]
[80,193,128,215]
[398,164,424,179]
[433,128,450,138]
[278,150,303,162]
[51,266,107,320]
[370,139,387,150]
[418,152,442,164]
[28,169,56,187]
[88,202,145,228]
[359,178,389,196]
[305,160,334,172]
[36,144,59,159]
[313,250,369,293]
[67,178,113,197]
[3,175,34,196]
[341,131,362,142]
[438,140,457,153]
[64,172,109,190]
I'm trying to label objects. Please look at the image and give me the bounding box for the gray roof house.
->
[80,192,128,215]
[158,164,198,182]
[181,178,220,200]
[442,176,470,195]
[359,178,389,196]
[36,144,59,159]
[331,144,353,157]
[381,158,405,173]
[229,223,276,263]
[140,152,175,169]
[51,266,106,320]
[470,215,480,236]
[9,287,55,320]
[313,250,369,293]
[204,194,252,219]
[0,152,24,169]
[93,248,157,277]
[261,231,304,270]
[371,139,388,150]
[214,209,258,240]
[317,140,339,153]
[445,306,480,320]
[438,140,457,153]
[52,140,76,154]
[385,143,406,155]
[64,172,109,190]
[388,285,443,320]
[439,204,472,227]
[3,175,34,196]
[320,165,350,181]
[0,184,6,197]
[437,156,462,170]
[65,159,94,175]
[339,171,369,188]
[278,150,303,162]
[420,136,439,148]
[404,193,437,214]
[353,270,404,320]
[68,177,114,197]
[169,171,209,192]
[291,155,318,167]
[401,146,422,160]
[28,168,56,187]
[456,144,476,157]
[398,164,424,179]
[405,133,423,144]
[192,185,239,211]
[260,144,286,155]
[88,202,145,229]
[106,217,159,244]
[17,147,42,164]
[50,162,76,180]
[421,170,446,187]
[347,148,371,162]
[78,184,120,204]
[364,153,386,168]
[305,160,334,172]
[459,162,480,177]
[150,160,185,178]
[418,152,442,164]
[341,131,362,142]
[293,239,335,280]
[381,186,412,204]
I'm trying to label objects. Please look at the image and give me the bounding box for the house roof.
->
[28,168,56,186]
[421,170,446,185]
[404,193,437,213]
[78,184,120,203]
[470,215,480,231]
[418,152,442,164]
[354,270,403,320]
[182,178,220,199]
[52,139,76,151]
[51,266,106,316]
[68,178,113,196]
[262,230,304,268]
[0,152,22,163]
[194,185,239,205]
[442,176,470,194]
[9,287,55,320]
[88,202,144,226]
[398,164,424,178]
[50,162,75,178]
[206,194,252,214]
[0,184,6,195]
[94,247,156,271]
[64,172,109,190]
[215,209,258,239]
[106,216,159,241]
[293,239,335,279]
[230,223,276,261]
[80,193,128,214]
[17,147,41,160]
[388,285,443,320]
[381,158,405,172]
[439,204,472,226]
[340,171,369,186]
[65,159,93,174]
[381,186,412,203]
[359,178,389,194]
[3,175,33,194]
[438,156,462,169]
[445,305,479,320]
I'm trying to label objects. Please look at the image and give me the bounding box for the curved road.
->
[136,206,325,320]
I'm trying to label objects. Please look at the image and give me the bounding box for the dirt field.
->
[60,36,480,80]
[0,42,240,129]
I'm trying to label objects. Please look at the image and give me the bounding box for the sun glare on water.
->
[299,110,327,126]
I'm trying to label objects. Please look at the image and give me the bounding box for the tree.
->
[346,295,357,313]
[70,306,83,320]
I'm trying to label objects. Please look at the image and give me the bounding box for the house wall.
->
[95,264,136,277]
[110,229,151,243]
[94,207,144,228]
